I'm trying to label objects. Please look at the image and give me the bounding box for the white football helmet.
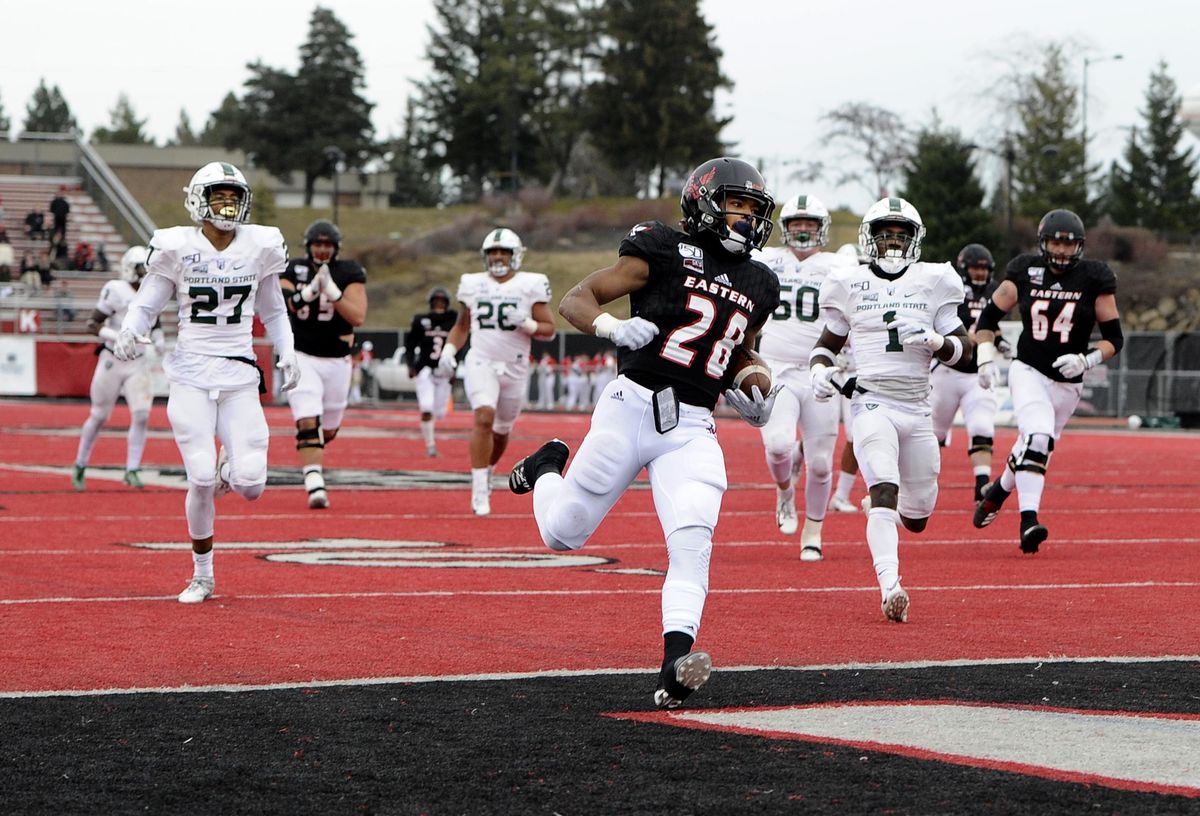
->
[120,245,150,284]
[183,161,253,231]
[859,196,925,264]
[779,194,830,250]
[480,227,525,277]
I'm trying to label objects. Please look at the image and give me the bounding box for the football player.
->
[405,286,457,457]
[280,220,368,508]
[507,156,782,709]
[930,243,1004,503]
[437,228,556,516]
[535,352,558,410]
[72,246,165,491]
[115,161,300,604]
[972,209,1124,554]
[809,197,975,623]
[753,193,858,560]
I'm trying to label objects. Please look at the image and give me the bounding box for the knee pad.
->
[1009,433,1054,475]
[968,435,993,456]
[89,404,114,424]
[296,419,324,450]
[572,433,629,495]
[761,428,795,461]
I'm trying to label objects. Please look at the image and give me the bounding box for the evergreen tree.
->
[1108,61,1200,236]
[0,91,11,135]
[22,79,78,135]
[415,0,591,200]
[1011,45,1090,222]
[199,93,243,147]
[168,109,200,146]
[389,99,444,207]
[91,93,155,145]
[586,0,728,196]
[213,7,375,205]
[901,126,1000,264]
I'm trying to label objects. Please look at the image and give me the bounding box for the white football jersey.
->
[756,248,858,365]
[146,224,287,359]
[94,279,139,351]
[456,271,551,363]
[820,261,964,400]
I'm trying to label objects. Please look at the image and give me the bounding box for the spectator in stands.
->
[94,243,109,273]
[0,223,9,243]
[50,238,69,271]
[0,194,6,227]
[50,187,70,242]
[72,242,95,271]
[19,250,43,292]
[0,239,13,282]
[54,279,75,324]
[24,210,47,241]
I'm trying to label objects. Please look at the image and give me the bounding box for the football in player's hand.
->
[726,346,772,397]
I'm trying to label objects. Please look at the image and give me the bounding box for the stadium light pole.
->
[324,145,345,224]
[969,138,1017,258]
[1082,54,1123,177]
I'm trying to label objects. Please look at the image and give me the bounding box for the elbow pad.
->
[975,300,1007,333]
[1098,318,1124,354]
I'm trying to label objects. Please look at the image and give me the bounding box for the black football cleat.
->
[1020,515,1048,554]
[972,481,1011,529]
[653,651,713,709]
[508,439,570,495]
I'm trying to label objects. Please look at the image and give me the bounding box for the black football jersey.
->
[617,222,780,410]
[282,257,368,357]
[405,310,458,371]
[954,278,1002,373]
[1003,254,1117,381]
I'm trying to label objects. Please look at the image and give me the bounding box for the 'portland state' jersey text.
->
[618,221,780,410]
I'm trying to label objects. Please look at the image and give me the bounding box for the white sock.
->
[420,419,435,446]
[192,550,214,579]
[866,507,901,598]
[126,410,149,470]
[304,465,325,493]
[472,467,489,494]
[1015,471,1046,513]
[834,470,856,501]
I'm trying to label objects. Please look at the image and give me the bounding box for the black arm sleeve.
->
[405,319,422,368]
[975,299,1008,333]
[1098,317,1124,354]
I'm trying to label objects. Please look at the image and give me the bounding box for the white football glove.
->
[437,342,459,376]
[276,353,302,392]
[976,341,999,390]
[510,310,539,336]
[319,263,342,302]
[1052,350,1103,379]
[724,383,782,428]
[593,313,659,350]
[887,316,945,351]
[113,329,145,362]
[810,363,841,402]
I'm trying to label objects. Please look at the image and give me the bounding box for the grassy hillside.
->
[138,188,858,333]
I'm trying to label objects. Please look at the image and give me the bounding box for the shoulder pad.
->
[148,226,191,253]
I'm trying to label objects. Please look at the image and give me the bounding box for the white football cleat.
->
[308,488,329,509]
[828,495,858,513]
[775,486,798,535]
[860,495,873,512]
[882,584,909,623]
[471,490,491,517]
[178,576,214,605]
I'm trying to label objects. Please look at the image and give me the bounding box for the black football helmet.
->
[427,286,451,309]
[680,157,775,254]
[304,219,342,262]
[956,243,995,282]
[1037,209,1085,269]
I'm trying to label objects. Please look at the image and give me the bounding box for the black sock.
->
[1020,510,1039,532]
[974,474,989,501]
[661,631,694,674]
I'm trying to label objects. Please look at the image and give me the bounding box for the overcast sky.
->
[4,0,1200,212]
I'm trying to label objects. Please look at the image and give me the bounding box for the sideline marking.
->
[1,655,1196,699]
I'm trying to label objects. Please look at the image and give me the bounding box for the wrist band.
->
[942,335,963,366]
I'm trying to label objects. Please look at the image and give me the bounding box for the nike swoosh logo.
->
[904,292,916,297]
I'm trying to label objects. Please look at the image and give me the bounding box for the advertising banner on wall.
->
[0,336,37,395]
